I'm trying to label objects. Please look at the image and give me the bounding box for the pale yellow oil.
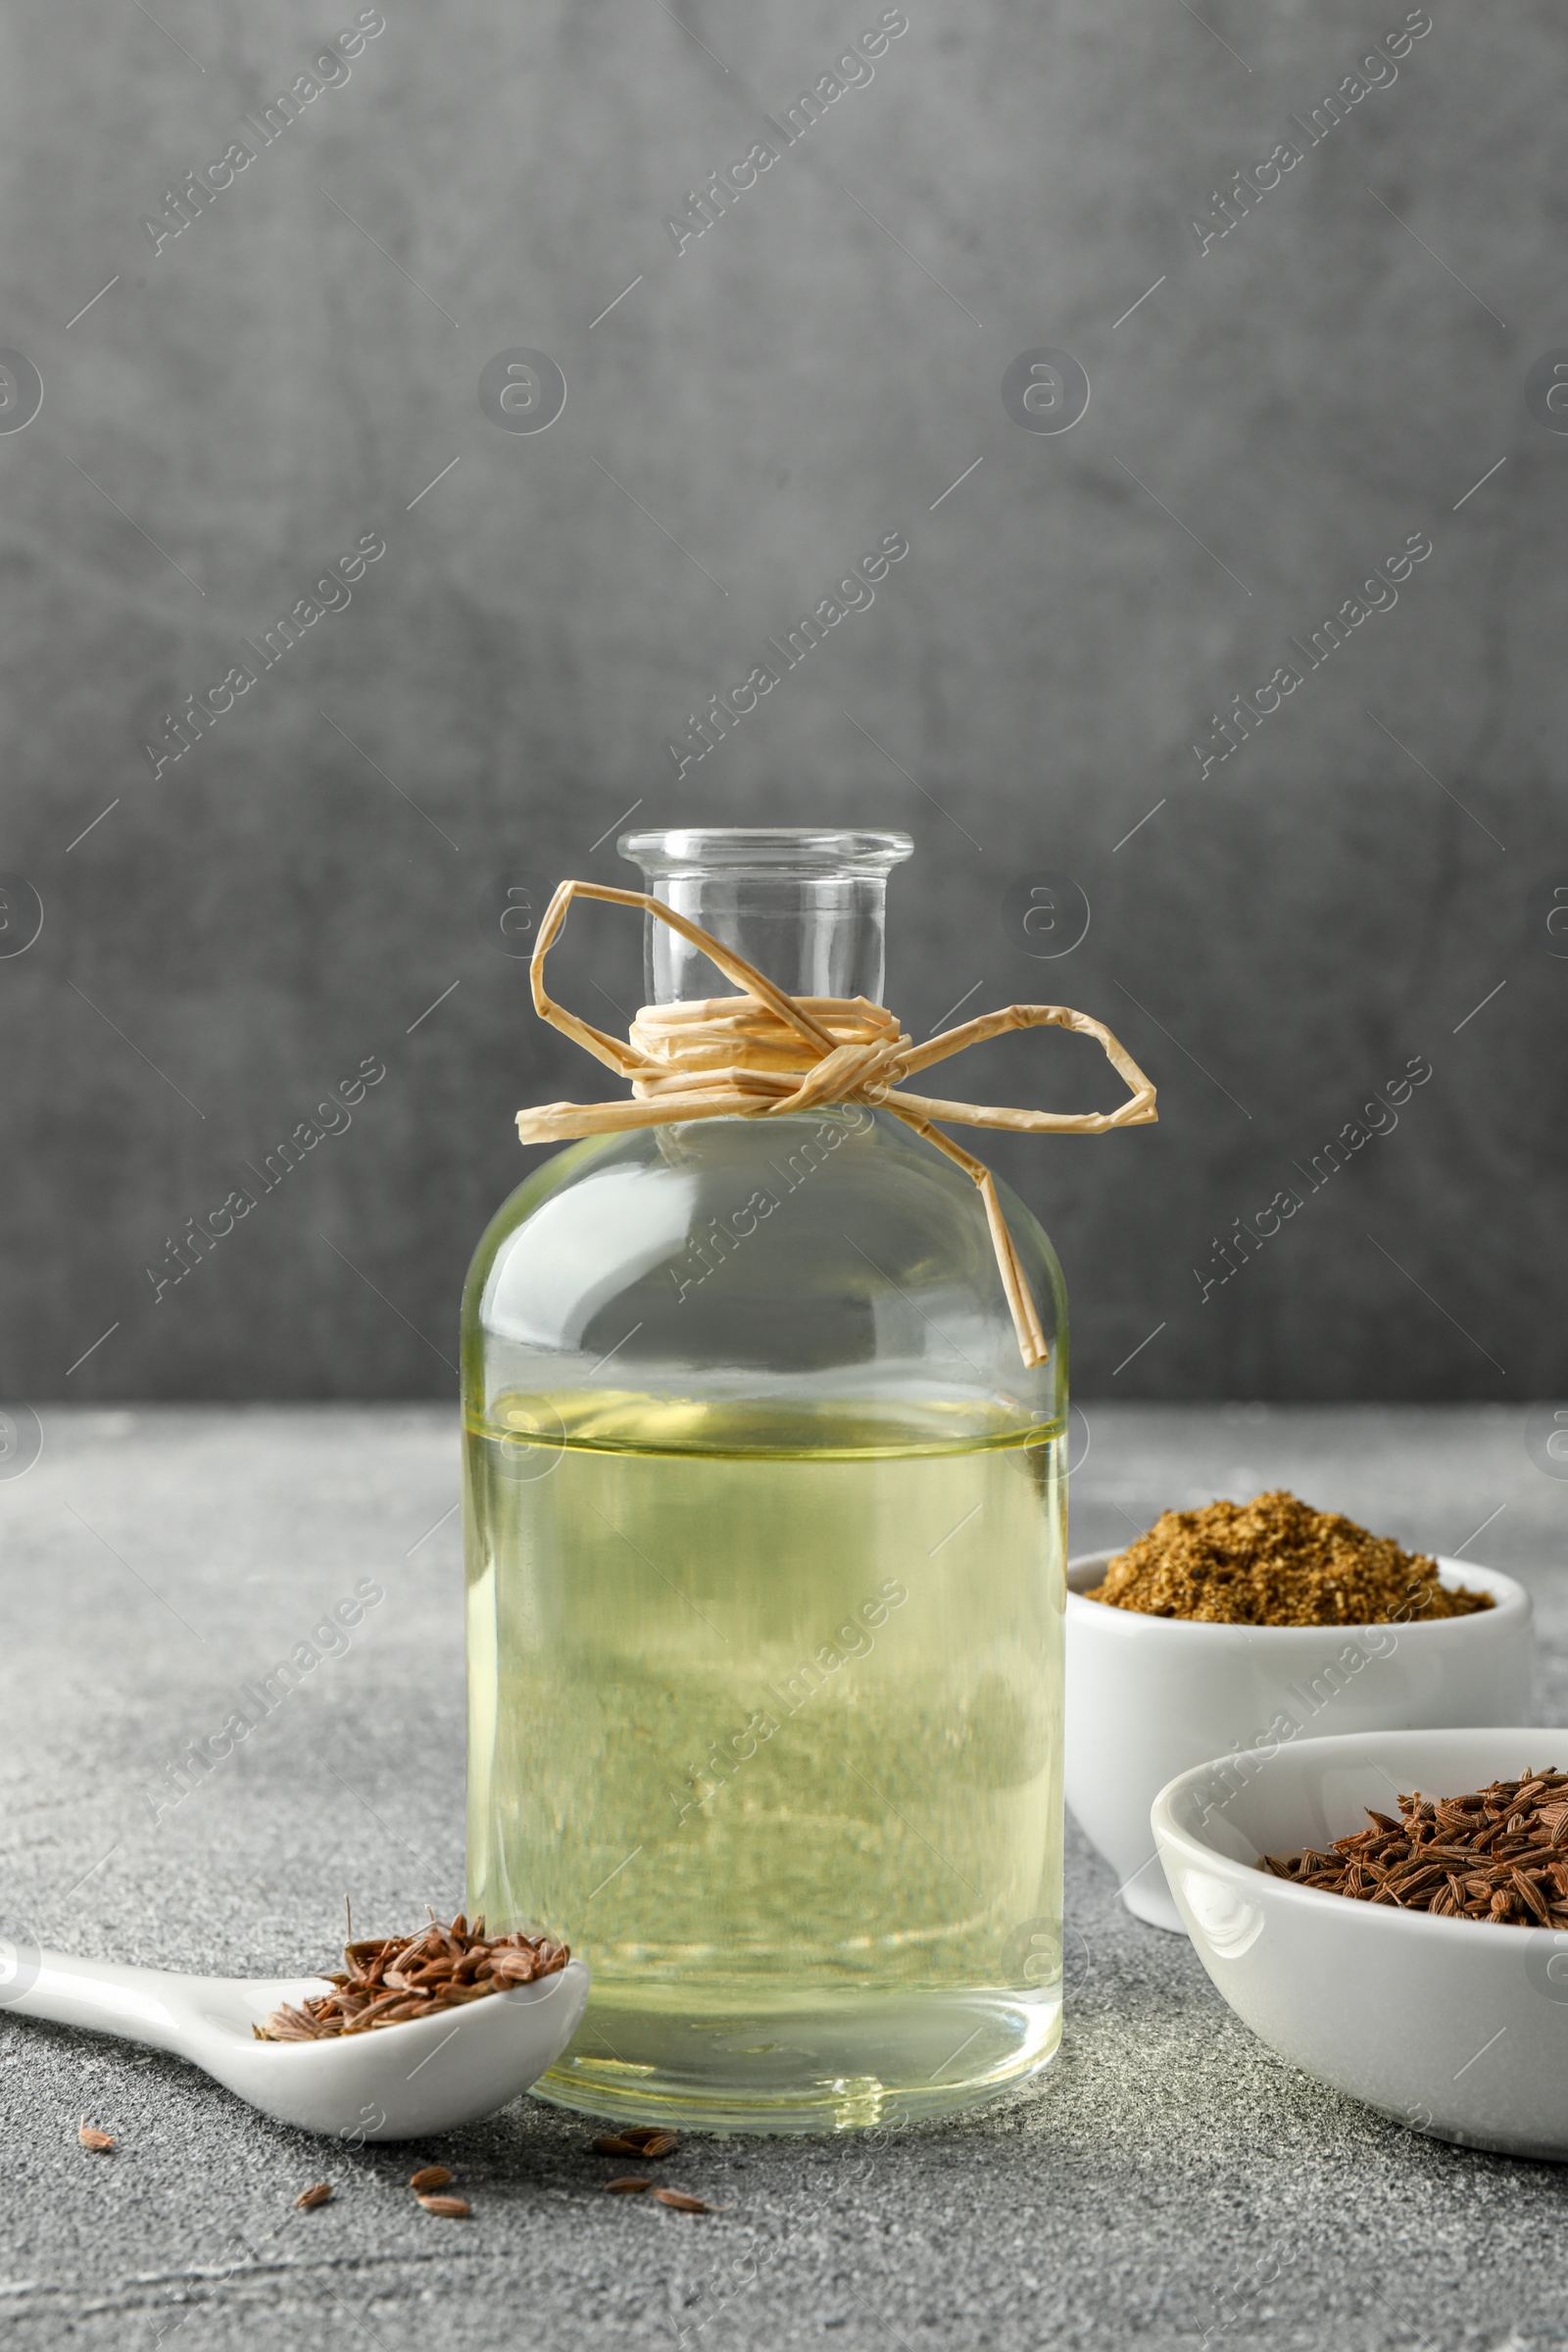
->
[465,1394,1065,2132]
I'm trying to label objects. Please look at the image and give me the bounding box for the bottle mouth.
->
[620,827,913,880]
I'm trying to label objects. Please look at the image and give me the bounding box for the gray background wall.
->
[1,0,1562,1403]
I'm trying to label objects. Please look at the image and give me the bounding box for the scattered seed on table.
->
[653,2187,713,2214]
[594,2125,678,2156]
[295,2182,333,2210]
[78,2120,114,2152]
[417,2193,471,2218]
[605,2177,653,2194]
[409,2165,452,2191]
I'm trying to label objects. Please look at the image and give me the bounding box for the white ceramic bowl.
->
[1152,1726,1568,2161]
[1066,1550,1531,1931]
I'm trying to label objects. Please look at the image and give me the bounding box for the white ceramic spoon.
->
[3,1945,590,2139]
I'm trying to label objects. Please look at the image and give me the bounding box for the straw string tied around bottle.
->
[515,881,1158,1369]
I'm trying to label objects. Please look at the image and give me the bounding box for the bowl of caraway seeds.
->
[1065,1492,1530,1932]
[1152,1726,1568,2161]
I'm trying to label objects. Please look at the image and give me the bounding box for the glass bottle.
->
[462,828,1067,2132]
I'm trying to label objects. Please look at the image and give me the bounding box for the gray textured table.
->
[2,1405,1565,2350]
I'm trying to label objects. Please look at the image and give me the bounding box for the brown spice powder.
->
[1087,1490,1493,1627]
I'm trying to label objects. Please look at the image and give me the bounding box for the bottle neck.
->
[646,871,893,1005]
[620,830,912,1008]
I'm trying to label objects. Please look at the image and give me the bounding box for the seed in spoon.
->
[255,1913,570,2041]
[416,2193,471,2218]
[295,2182,334,2210]
[605,2176,653,2194]
[77,2119,114,2152]
[409,2165,452,2191]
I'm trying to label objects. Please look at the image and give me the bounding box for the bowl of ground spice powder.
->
[1065,1493,1530,1932]
[1152,1727,1568,2161]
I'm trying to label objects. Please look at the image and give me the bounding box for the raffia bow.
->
[516,881,1157,1369]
